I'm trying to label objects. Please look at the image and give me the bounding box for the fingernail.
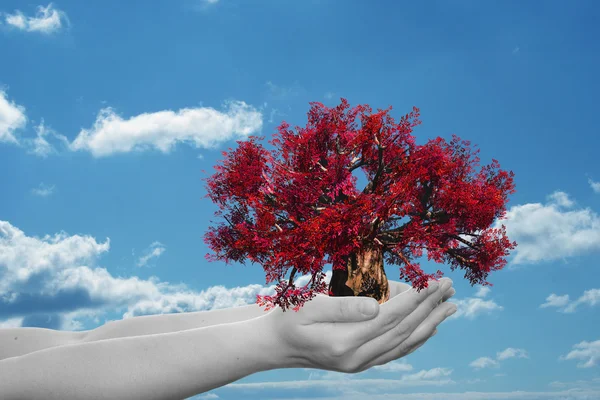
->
[360,300,378,316]
[445,306,457,317]
[441,280,452,292]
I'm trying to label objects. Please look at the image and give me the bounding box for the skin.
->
[0,278,456,399]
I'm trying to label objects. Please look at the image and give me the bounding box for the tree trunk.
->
[328,246,390,304]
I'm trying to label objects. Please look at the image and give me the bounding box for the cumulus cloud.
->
[474,285,491,298]
[470,357,500,370]
[496,190,600,265]
[559,339,600,368]
[470,347,529,370]
[589,178,600,194]
[2,3,69,34]
[540,288,600,313]
[0,90,26,144]
[496,348,529,361]
[136,241,166,267]
[31,183,56,197]
[69,101,263,157]
[447,296,503,320]
[0,220,332,331]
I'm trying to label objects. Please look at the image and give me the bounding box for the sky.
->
[1,0,599,399]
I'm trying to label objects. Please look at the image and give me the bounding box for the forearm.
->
[0,304,268,361]
[83,303,267,344]
[0,314,286,400]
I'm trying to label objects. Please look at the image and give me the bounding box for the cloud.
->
[31,183,56,197]
[540,288,600,313]
[496,190,600,265]
[240,389,600,400]
[0,219,333,331]
[540,293,571,309]
[474,285,491,298]
[588,178,600,194]
[136,241,166,267]
[496,348,529,361]
[470,347,528,370]
[324,92,335,100]
[24,120,69,157]
[559,339,600,368]
[447,296,503,320]
[265,81,304,100]
[0,89,27,144]
[512,46,520,54]
[2,3,69,34]
[69,100,263,157]
[371,360,413,373]
[227,374,456,392]
[547,191,575,208]
[469,357,500,370]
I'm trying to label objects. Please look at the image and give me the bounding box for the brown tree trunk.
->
[328,246,390,304]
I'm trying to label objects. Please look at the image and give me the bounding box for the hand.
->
[265,278,456,374]
[389,279,456,305]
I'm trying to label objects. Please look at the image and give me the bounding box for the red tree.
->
[203,99,517,312]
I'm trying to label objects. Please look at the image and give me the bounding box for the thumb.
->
[310,295,380,323]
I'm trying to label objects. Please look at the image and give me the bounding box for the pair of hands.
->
[266,278,456,374]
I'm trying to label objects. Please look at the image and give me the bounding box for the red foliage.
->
[202,98,517,312]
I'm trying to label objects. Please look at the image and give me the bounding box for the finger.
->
[353,279,452,358]
[395,278,453,334]
[357,302,457,371]
[438,287,456,305]
[350,278,448,344]
[306,294,380,324]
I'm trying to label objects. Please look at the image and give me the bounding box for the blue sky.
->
[1,1,599,399]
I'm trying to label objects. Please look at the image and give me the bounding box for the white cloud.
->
[547,191,575,208]
[136,241,166,267]
[324,92,335,100]
[0,90,26,144]
[559,339,600,368]
[588,178,600,194]
[399,367,453,381]
[474,286,491,298]
[469,357,500,370]
[0,220,333,330]
[371,360,413,373]
[237,389,600,400]
[540,293,571,309]
[496,348,529,361]
[470,347,529,371]
[447,296,503,320]
[69,101,263,157]
[24,120,69,157]
[31,183,56,197]
[2,3,68,34]
[496,191,600,265]
[540,288,600,313]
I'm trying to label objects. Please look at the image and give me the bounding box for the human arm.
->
[1,280,455,361]
[0,314,285,400]
[0,304,267,361]
[0,279,455,399]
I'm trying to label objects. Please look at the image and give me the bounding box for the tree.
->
[202,98,517,312]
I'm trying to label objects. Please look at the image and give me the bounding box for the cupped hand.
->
[265,278,457,374]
